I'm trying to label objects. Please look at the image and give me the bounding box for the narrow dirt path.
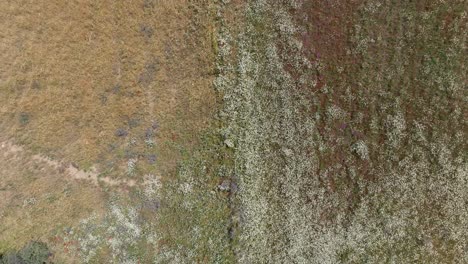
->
[1,140,136,188]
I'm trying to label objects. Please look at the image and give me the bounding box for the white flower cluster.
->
[127,158,137,176]
[22,197,37,207]
[327,105,347,120]
[351,140,369,160]
[386,112,406,147]
[71,203,147,263]
[143,173,162,198]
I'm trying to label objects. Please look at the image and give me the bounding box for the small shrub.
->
[99,94,108,105]
[145,138,155,148]
[151,121,159,130]
[143,0,155,9]
[111,84,121,94]
[351,140,369,160]
[127,158,137,176]
[115,128,128,137]
[31,80,40,90]
[140,25,154,39]
[127,118,141,129]
[0,241,51,264]
[145,128,154,139]
[19,112,30,125]
[18,242,51,264]
[138,60,159,86]
[147,154,157,164]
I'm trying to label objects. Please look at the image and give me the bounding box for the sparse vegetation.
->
[0,0,466,263]
[214,0,467,262]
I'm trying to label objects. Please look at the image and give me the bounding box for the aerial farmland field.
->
[0,1,466,263]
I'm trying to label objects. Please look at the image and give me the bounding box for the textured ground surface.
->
[0,0,466,263]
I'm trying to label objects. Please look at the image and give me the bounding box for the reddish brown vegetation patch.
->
[278,0,373,220]
[295,0,362,66]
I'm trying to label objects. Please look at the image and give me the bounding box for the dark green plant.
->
[0,241,51,264]
[19,112,30,125]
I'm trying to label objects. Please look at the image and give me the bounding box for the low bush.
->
[0,241,51,264]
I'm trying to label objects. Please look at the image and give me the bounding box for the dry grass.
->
[0,138,105,263]
[0,0,219,261]
[0,0,217,180]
